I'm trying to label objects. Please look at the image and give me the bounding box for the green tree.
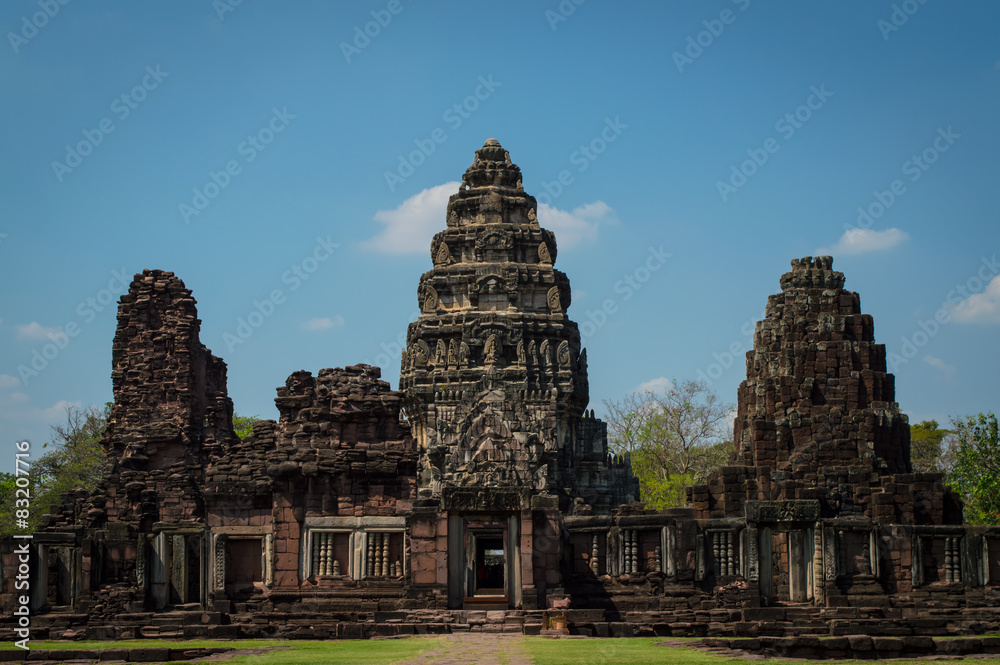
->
[604,380,733,510]
[948,412,1000,525]
[909,420,952,473]
[0,404,109,535]
[232,413,259,440]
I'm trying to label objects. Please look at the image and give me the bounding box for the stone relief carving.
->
[420,285,439,312]
[214,534,227,591]
[434,242,452,266]
[434,339,447,367]
[547,286,562,313]
[447,339,459,368]
[136,537,147,589]
[412,339,430,367]
[539,340,552,370]
[538,242,552,264]
[557,340,572,369]
[459,342,470,368]
[484,334,499,365]
[516,340,526,365]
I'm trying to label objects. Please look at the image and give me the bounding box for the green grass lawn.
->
[5,637,1000,664]
[522,636,1000,665]
[1,638,443,665]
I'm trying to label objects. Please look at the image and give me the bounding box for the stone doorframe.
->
[30,531,79,612]
[210,525,274,599]
[150,523,209,610]
[447,512,521,609]
[744,500,820,604]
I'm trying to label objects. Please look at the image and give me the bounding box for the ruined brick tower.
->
[734,255,911,478]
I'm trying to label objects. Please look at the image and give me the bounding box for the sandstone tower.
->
[400,139,636,512]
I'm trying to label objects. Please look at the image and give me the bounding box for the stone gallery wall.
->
[2,145,998,642]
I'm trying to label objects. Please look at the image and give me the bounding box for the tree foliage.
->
[947,412,1000,525]
[233,413,259,441]
[909,419,952,473]
[604,380,734,510]
[0,404,109,536]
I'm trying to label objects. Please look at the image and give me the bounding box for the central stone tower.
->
[400,139,636,514]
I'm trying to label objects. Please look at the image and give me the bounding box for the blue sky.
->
[2,1,999,469]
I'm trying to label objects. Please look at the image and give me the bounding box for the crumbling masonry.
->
[3,140,998,640]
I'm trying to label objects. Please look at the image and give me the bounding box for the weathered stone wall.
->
[691,257,960,526]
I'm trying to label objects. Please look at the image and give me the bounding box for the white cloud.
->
[301,315,345,331]
[816,228,908,256]
[945,274,1000,325]
[923,354,957,378]
[362,182,460,255]
[0,394,80,423]
[636,377,674,394]
[0,374,20,390]
[362,182,618,254]
[537,200,618,249]
[17,321,63,340]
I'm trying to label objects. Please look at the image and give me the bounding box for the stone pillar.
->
[170,534,187,604]
[759,527,772,601]
[446,514,464,608]
[812,525,824,604]
[213,534,226,592]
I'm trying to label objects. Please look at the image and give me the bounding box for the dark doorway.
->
[475,535,505,595]
[226,538,263,598]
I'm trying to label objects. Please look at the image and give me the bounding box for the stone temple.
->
[2,139,998,640]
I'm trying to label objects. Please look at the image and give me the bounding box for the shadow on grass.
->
[521,637,1000,665]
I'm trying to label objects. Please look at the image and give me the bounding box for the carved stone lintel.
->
[745,500,820,524]
[443,487,524,511]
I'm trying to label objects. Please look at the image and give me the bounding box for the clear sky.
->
[2,1,999,470]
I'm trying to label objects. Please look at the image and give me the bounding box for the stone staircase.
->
[8,602,1000,641]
